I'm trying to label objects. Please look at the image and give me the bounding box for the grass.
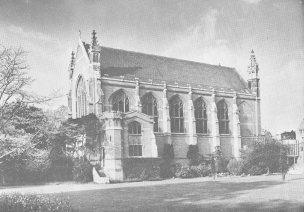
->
[1,175,304,211]
[50,175,304,212]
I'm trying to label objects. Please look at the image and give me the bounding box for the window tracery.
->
[112,91,129,112]
[141,93,158,132]
[194,98,208,134]
[128,121,142,157]
[76,77,87,117]
[217,100,229,134]
[170,96,184,133]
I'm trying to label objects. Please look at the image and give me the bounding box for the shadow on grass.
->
[52,179,304,212]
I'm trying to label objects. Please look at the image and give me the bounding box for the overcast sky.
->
[0,0,303,134]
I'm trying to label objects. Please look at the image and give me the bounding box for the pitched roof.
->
[99,46,248,91]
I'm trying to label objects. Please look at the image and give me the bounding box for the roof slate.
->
[99,46,248,91]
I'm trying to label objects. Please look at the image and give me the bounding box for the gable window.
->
[128,121,142,157]
[112,91,129,112]
[170,96,184,133]
[76,77,87,118]
[217,100,229,134]
[194,98,208,134]
[142,93,158,132]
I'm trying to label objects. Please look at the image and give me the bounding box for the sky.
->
[0,0,303,135]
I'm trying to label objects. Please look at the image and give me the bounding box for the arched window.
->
[217,100,229,134]
[128,121,142,157]
[170,96,184,133]
[112,91,129,112]
[194,98,208,134]
[141,93,158,132]
[76,77,87,117]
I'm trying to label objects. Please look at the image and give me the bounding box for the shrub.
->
[123,158,163,181]
[174,163,183,178]
[227,159,244,175]
[160,161,175,179]
[0,193,78,212]
[187,145,202,166]
[215,157,229,173]
[241,141,290,175]
[178,164,211,178]
[179,167,195,178]
[162,144,174,160]
[197,164,212,177]
[72,157,93,183]
[145,165,161,181]
[248,165,266,175]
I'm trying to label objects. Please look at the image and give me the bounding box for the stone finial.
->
[71,51,75,64]
[69,51,75,78]
[92,30,98,46]
[248,49,259,78]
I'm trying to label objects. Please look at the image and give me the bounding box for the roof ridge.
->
[100,46,236,71]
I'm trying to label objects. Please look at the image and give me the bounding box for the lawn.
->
[1,175,304,212]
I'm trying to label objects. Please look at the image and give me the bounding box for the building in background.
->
[67,31,262,181]
[296,120,304,164]
[280,131,299,165]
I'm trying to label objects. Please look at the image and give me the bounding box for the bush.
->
[241,141,290,175]
[178,164,211,178]
[215,158,229,173]
[248,165,266,175]
[160,161,175,179]
[123,158,163,181]
[162,144,174,160]
[174,163,183,178]
[179,167,195,178]
[0,193,78,212]
[227,159,244,175]
[145,165,161,181]
[187,145,202,166]
[72,157,93,183]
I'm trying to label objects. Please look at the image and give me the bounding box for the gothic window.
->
[128,121,142,157]
[194,98,208,134]
[238,102,254,136]
[217,100,229,134]
[112,91,129,112]
[170,96,184,133]
[76,77,87,117]
[141,93,158,132]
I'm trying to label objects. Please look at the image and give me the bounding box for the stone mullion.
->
[232,93,241,158]
[187,87,197,145]
[162,83,171,144]
[211,91,220,151]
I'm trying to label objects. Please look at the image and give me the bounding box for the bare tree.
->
[0,46,55,136]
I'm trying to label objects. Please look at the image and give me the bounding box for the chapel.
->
[67,30,261,180]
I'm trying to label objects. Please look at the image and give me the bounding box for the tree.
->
[0,46,55,136]
[0,46,57,184]
[242,141,289,175]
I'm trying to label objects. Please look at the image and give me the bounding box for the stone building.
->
[67,31,261,181]
[296,119,304,164]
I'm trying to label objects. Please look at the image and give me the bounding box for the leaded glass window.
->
[141,93,158,132]
[170,96,184,133]
[217,100,229,134]
[128,121,142,157]
[112,91,129,112]
[194,98,208,134]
